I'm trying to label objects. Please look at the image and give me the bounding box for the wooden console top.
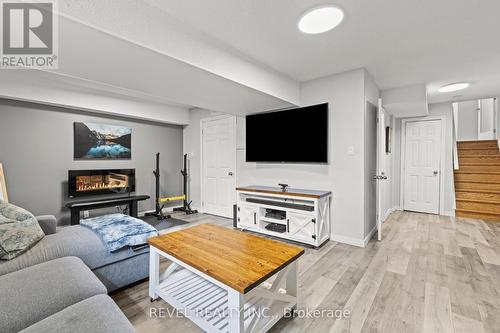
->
[148,224,304,293]
[236,185,331,199]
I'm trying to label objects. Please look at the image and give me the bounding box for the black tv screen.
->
[246,103,328,163]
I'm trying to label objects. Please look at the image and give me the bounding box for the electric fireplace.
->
[68,169,135,198]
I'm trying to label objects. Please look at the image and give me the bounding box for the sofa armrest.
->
[35,215,57,235]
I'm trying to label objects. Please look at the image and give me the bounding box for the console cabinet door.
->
[288,212,315,242]
[237,204,258,228]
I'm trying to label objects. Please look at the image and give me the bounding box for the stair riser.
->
[458,165,500,172]
[455,192,500,201]
[455,182,500,191]
[458,149,499,156]
[454,173,500,182]
[456,201,500,213]
[456,210,500,222]
[459,156,500,164]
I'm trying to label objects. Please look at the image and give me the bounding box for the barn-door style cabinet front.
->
[235,186,331,247]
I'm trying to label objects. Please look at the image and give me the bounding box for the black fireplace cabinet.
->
[66,195,149,225]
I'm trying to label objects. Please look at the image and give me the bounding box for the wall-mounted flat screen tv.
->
[246,103,328,163]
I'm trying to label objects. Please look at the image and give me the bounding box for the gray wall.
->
[183,69,381,245]
[0,99,183,225]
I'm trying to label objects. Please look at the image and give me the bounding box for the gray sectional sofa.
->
[0,215,151,332]
[0,215,149,292]
[0,256,135,333]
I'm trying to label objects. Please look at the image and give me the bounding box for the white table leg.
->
[227,289,244,333]
[149,246,160,301]
[286,261,298,312]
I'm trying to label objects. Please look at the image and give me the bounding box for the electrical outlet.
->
[83,210,90,218]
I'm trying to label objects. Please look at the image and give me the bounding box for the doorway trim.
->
[400,115,447,215]
[199,115,237,216]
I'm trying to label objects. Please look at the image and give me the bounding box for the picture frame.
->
[0,163,8,202]
[74,122,132,160]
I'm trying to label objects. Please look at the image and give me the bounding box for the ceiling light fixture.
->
[438,82,470,93]
[298,6,344,34]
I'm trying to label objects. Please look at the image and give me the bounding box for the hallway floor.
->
[112,211,500,333]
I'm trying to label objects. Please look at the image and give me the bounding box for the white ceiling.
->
[3,0,500,120]
[143,0,500,103]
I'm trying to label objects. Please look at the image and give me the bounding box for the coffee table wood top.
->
[148,224,304,293]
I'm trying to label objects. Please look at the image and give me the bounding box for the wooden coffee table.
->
[148,224,304,333]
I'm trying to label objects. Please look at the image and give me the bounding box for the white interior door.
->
[202,116,236,218]
[403,120,442,214]
[376,101,387,240]
[478,98,496,140]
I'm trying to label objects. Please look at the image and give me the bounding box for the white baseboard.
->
[383,207,398,221]
[363,225,377,247]
[331,234,366,248]
[442,210,455,217]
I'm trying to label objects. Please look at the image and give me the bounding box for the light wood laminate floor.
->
[112,211,500,333]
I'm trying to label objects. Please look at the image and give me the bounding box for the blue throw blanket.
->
[80,213,158,252]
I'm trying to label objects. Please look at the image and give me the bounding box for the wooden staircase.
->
[455,140,500,221]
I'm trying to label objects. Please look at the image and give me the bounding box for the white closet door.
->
[478,98,496,140]
[404,120,442,214]
[202,117,236,218]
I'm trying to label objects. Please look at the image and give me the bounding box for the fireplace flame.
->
[77,183,127,192]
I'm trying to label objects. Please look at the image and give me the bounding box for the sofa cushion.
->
[19,295,135,333]
[0,200,44,260]
[0,225,149,277]
[0,256,107,333]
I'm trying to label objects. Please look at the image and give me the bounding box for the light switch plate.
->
[347,146,355,155]
[83,210,90,218]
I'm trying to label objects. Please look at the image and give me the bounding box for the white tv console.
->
[236,186,331,247]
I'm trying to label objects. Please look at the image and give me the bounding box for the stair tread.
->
[456,198,500,204]
[458,147,499,150]
[456,189,500,194]
[456,208,500,216]
[459,163,500,166]
[458,140,498,143]
[458,154,500,158]
[455,180,500,184]
[454,171,500,174]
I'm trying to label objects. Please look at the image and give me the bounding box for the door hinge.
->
[202,201,204,206]
[312,235,317,240]
[237,217,240,222]
[237,207,240,211]
[312,218,316,224]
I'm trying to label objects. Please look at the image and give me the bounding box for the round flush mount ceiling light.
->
[298,6,345,34]
[438,82,470,93]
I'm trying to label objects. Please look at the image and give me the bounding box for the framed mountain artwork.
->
[74,122,132,159]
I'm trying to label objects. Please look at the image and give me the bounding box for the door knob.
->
[228,172,233,176]
[433,170,438,175]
